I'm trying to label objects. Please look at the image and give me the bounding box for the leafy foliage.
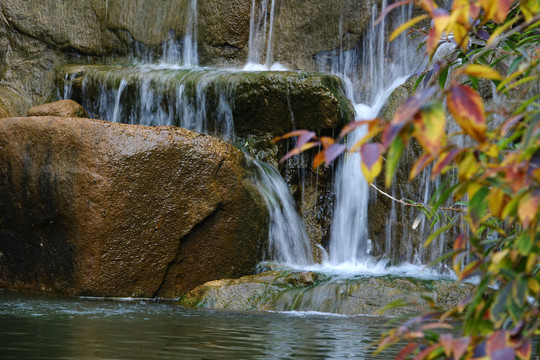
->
[275,0,540,358]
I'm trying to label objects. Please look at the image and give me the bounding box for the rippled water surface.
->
[0,290,399,359]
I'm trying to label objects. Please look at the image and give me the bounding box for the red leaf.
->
[453,234,467,251]
[453,337,471,360]
[396,343,419,360]
[516,339,532,360]
[382,87,437,148]
[447,85,486,142]
[487,331,507,354]
[414,344,439,360]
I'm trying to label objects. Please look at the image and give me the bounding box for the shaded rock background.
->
[0,116,268,297]
[180,269,479,316]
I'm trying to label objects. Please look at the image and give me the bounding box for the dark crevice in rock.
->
[152,203,223,299]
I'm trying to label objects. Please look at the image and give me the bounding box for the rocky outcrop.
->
[27,100,89,118]
[180,269,479,316]
[0,116,268,297]
[56,64,355,137]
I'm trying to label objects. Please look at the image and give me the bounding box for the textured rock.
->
[27,100,89,118]
[56,64,355,137]
[0,116,268,297]
[180,270,479,316]
[0,88,26,118]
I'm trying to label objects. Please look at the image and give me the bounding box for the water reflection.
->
[0,291,398,359]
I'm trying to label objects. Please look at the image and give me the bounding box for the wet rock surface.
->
[180,269,478,316]
[27,100,89,118]
[0,116,268,297]
[56,64,355,138]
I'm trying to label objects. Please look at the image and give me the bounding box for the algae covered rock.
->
[0,116,268,297]
[180,270,478,316]
[56,64,355,138]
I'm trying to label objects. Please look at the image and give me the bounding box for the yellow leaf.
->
[458,152,479,181]
[488,187,506,218]
[463,64,503,80]
[447,85,486,142]
[390,14,429,41]
[360,143,383,184]
[479,0,497,21]
[518,191,540,229]
[492,249,510,265]
[467,183,482,199]
[529,278,540,293]
[487,16,520,45]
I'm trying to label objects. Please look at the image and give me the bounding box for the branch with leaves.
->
[275,0,539,358]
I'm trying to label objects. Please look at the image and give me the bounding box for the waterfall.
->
[245,0,279,70]
[323,1,419,267]
[183,0,198,66]
[252,160,313,266]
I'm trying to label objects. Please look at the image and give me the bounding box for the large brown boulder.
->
[27,100,89,118]
[0,116,268,297]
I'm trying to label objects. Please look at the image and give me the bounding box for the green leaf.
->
[385,136,404,188]
[468,187,490,232]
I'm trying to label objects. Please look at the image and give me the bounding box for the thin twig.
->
[0,11,12,29]
[370,183,466,213]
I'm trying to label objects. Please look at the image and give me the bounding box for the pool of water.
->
[0,290,399,359]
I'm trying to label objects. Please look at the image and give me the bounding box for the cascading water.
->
[320,1,428,269]
[245,0,282,70]
[252,160,313,266]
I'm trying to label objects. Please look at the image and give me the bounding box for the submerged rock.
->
[0,116,268,297]
[27,100,89,118]
[180,270,478,316]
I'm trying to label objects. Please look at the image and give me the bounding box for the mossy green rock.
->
[56,64,354,137]
[180,270,479,316]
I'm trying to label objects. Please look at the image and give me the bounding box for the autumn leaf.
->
[462,64,503,80]
[447,84,487,142]
[518,190,540,229]
[427,9,450,54]
[493,0,513,23]
[382,87,437,148]
[410,153,435,180]
[488,187,507,218]
[360,143,383,183]
[413,101,446,154]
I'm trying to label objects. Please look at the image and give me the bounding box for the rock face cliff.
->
[0,116,268,297]
[0,0,377,111]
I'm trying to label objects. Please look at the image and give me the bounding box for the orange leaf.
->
[447,85,486,142]
[494,0,513,23]
[479,0,497,21]
[518,190,540,229]
[273,130,316,144]
[413,101,446,154]
[360,143,383,184]
[313,151,326,168]
[280,142,320,162]
[319,136,335,149]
